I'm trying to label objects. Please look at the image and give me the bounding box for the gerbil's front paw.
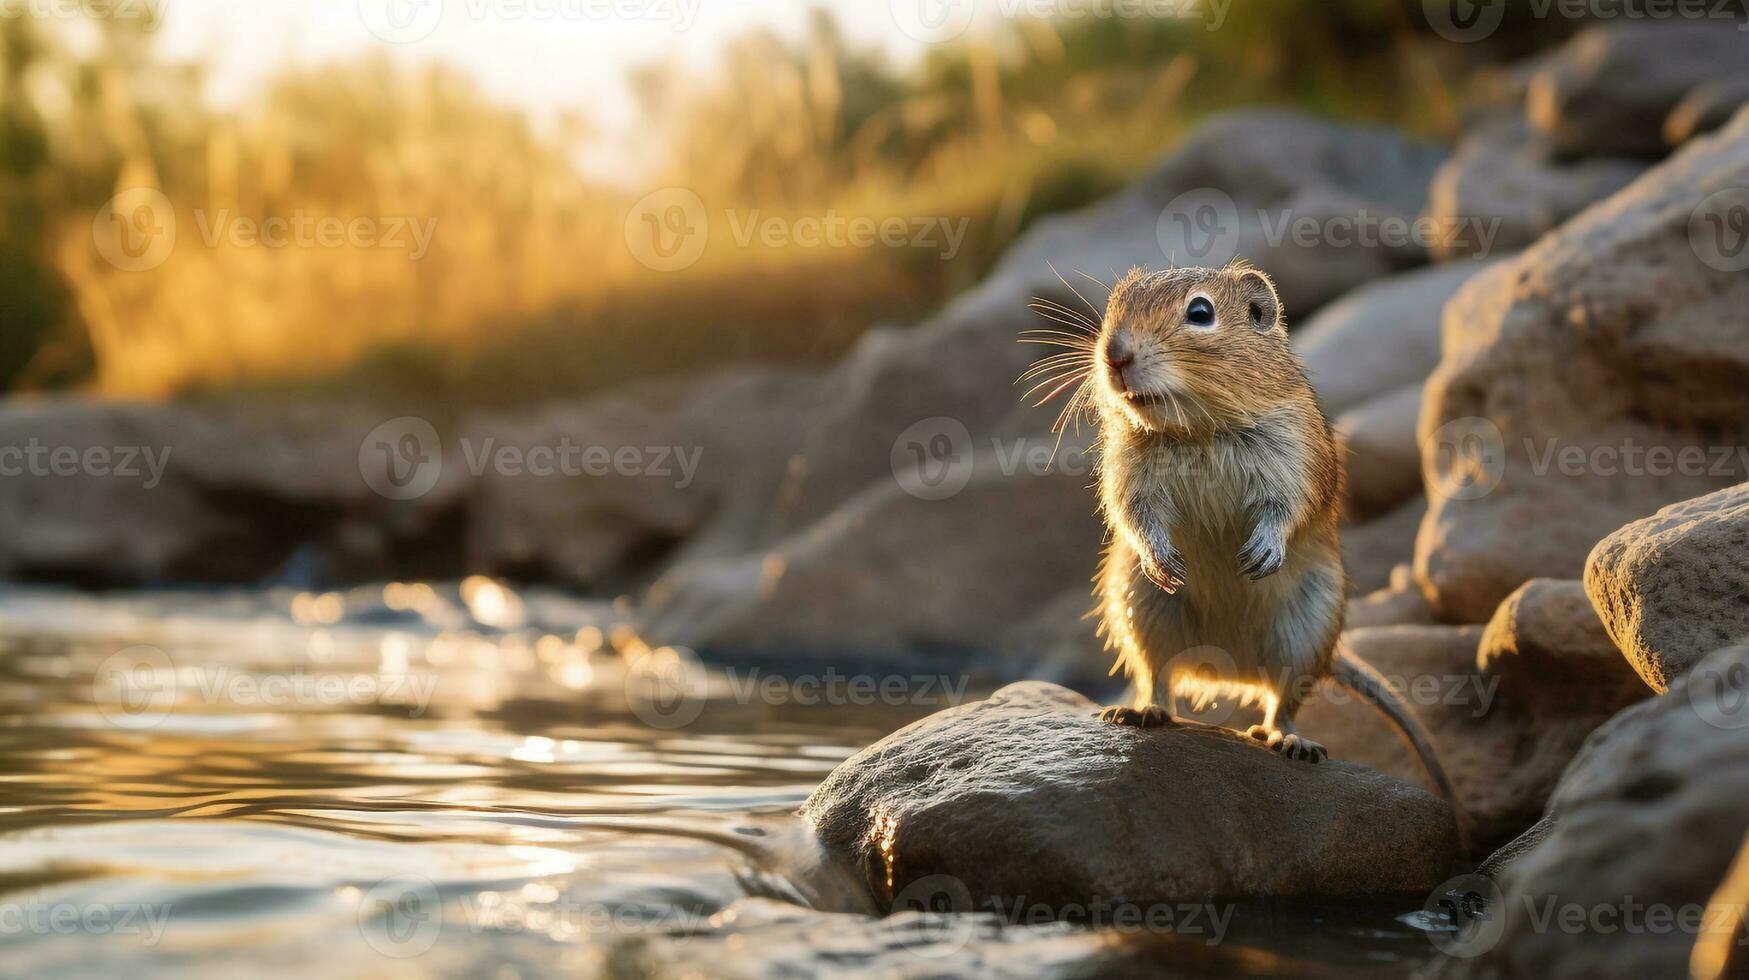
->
[1140,546,1188,594]
[1099,704,1174,728]
[1236,526,1286,581]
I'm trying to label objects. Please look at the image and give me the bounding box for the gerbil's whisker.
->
[1025,308,1100,338]
[1016,354,1087,384]
[1074,270,1113,298]
[1027,371,1090,407]
[1047,261,1105,322]
[1029,298,1098,331]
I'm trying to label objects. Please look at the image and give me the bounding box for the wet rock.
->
[1346,565,1437,630]
[1584,485,1749,692]
[1337,383,1424,522]
[1345,497,1427,597]
[1297,624,1620,856]
[1295,260,1501,419]
[1440,645,1749,979]
[1416,110,1749,624]
[1527,22,1749,157]
[1426,115,1644,260]
[1477,579,1651,716]
[802,682,1458,909]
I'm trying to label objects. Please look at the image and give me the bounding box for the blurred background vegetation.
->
[0,1,1546,407]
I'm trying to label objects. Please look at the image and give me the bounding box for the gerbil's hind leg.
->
[1246,695,1326,764]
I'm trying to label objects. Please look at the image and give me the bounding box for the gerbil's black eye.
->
[1185,296,1216,329]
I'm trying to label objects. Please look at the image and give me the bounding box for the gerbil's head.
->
[1093,261,1303,436]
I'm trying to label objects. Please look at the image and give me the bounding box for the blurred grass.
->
[0,2,1509,407]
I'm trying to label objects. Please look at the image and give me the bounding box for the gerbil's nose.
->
[1104,335,1135,387]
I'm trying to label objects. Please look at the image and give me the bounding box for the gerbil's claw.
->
[1273,733,1327,764]
[1098,704,1174,728]
[1237,529,1286,580]
[1142,548,1188,594]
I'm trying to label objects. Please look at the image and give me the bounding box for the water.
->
[0,582,1442,978]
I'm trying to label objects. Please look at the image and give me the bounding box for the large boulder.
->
[1294,260,1501,419]
[801,682,1458,911]
[1527,22,1749,157]
[1585,485,1749,692]
[1416,108,1749,624]
[1439,645,1749,978]
[1426,115,1644,260]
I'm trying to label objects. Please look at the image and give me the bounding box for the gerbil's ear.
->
[1235,267,1284,335]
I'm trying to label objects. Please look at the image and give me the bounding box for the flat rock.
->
[1346,565,1438,630]
[1477,579,1651,716]
[1585,484,1749,692]
[800,682,1458,910]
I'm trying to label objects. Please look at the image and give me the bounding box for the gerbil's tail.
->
[1332,645,1470,854]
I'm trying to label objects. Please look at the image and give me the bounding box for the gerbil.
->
[1024,260,1458,812]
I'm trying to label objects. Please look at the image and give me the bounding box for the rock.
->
[1441,645,1749,979]
[1295,260,1501,419]
[1345,497,1426,597]
[1337,383,1424,522]
[1417,110,1749,625]
[463,369,818,589]
[1478,579,1651,716]
[1584,485,1749,692]
[639,463,1102,669]
[1426,115,1645,260]
[1667,77,1749,146]
[1527,22,1749,157]
[1691,834,1749,980]
[1346,565,1437,629]
[801,682,1458,910]
[0,397,466,585]
[1297,624,1625,856]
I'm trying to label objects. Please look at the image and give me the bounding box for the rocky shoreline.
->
[6,21,1749,978]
